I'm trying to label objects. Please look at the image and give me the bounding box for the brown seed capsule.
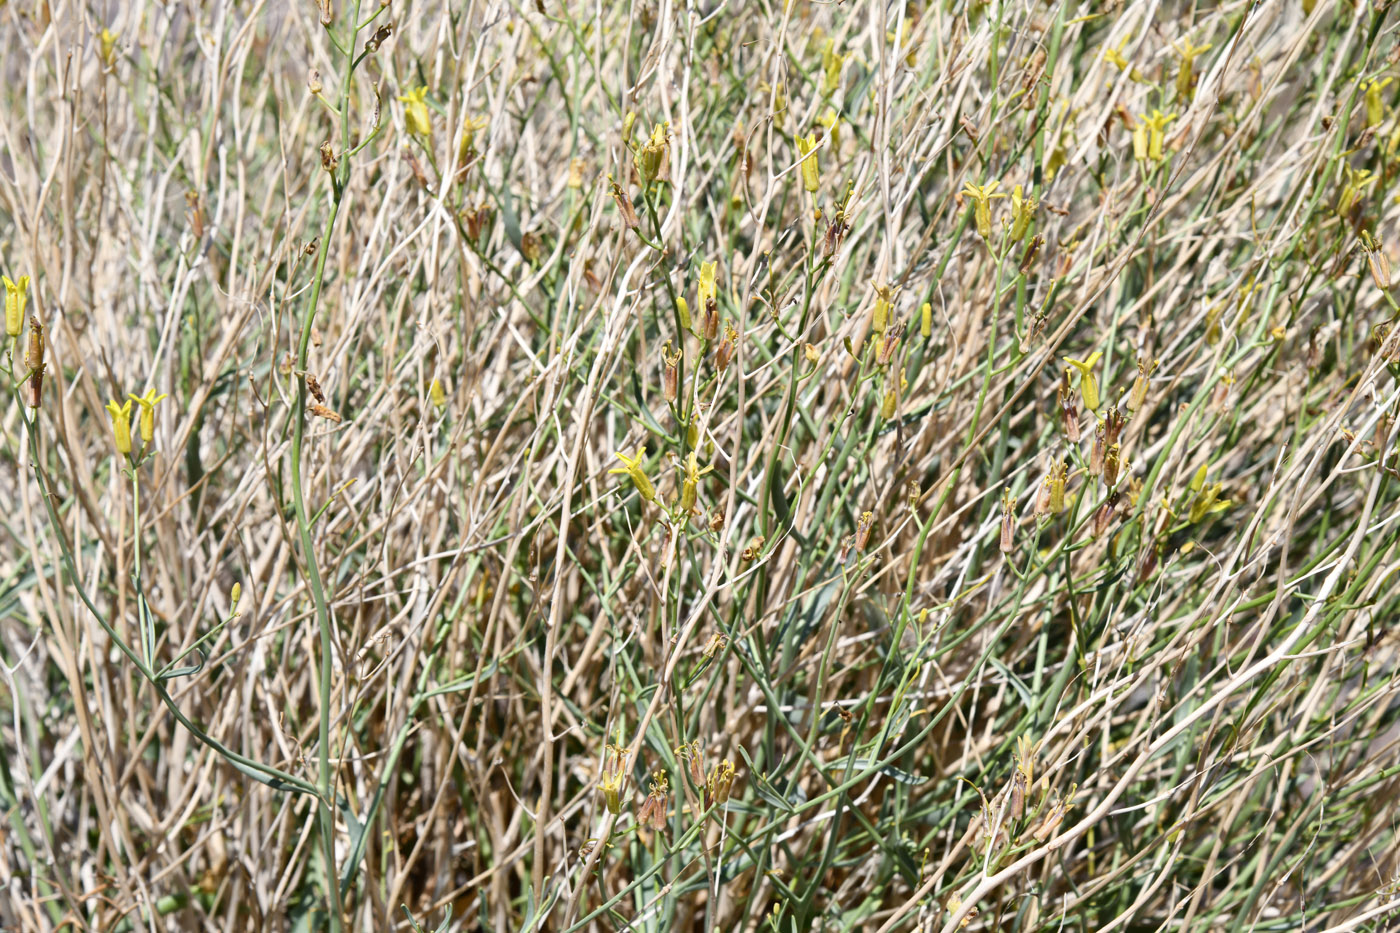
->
[320,141,337,173]
[305,373,327,405]
[854,511,875,550]
[999,491,1017,553]
[463,203,494,242]
[878,321,905,366]
[662,342,681,402]
[1103,443,1123,488]
[609,178,640,229]
[316,0,332,26]
[701,298,720,341]
[308,403,342,423]
[1089,422,1106,477]
[1127,357,1158,411]
[715,322,738,372]
[1019,233,1043,274]
[365,22,392,53]
[1058,371,1081,442]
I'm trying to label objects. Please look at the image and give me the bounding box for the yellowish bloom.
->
[4,274,30,337]
[817,107,840,150]
[1140,110,1176,161]
[1366,77,1394,128]
[698,261,718,309]
[1063,351,1104,412]
[429,378,447,408]
[99,28,118,66]
[821,39,845,96]
[105,399,134,455]
[457,114,489,163]
[598,744,629,815]
[1174,37,1212,103]
[680,450,713,513]
[609,446,656,502]
[1009,185,1036,242]
[128,388,169,443]
[961,180,1005,241]
[794,133,820,193]
[637,122,670,183]
[397,86,432,138]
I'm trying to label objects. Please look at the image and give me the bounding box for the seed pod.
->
[999,491,1017,553]
[609,177,640,229]
[701,298,720,341]
[878,321,904,365]
[855,511,875,550]
[1059,371,1081,442]
[1089,422,1106,477]
[1019,234,1043,274]
[662,342,682,402]
[1103,443,1122,488]
[715,323,738,372]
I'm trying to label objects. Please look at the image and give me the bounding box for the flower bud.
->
[920,301,932,338]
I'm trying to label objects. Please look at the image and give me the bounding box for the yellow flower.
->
[821,39,845,96]
[105,399,134,455]
[680,450,713,513]
[609,446,656,502]
[1009,185,1036,242]
[1063,351,1104,412]
[698,261,718,309]
[128,388,169,443]
[598,744,629,815]
[99,28,118,66]
[795,133,820,193]
[961,180,1005,240]
[397,86,432,138]
[636,122,670,183]
[457,113,489,162]
[1366,77,1395,128]
[4,274,30,337]
[429,378,447,408]
[1140,110,1176,161]
[817,107,840,150]
[1174,37,1212,103]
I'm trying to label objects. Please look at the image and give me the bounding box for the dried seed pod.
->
[999,491,1017,553]
[715,322,738,372]
[305,373,327,405]
[308,403,342,423]
[662,342,681,402]
[608,177,639,229]
[854,511,875,550]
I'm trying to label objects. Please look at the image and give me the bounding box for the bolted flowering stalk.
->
[598,744,630,815]
[999,489,1017,554]
[609,446,657,502]
[106,399,135,456]
[129,389,170,444]
[4,274,29,337]
[961,179,1005,241]
[1063,351,1103,412]
[794,133,820,193]
[397,86,431,139]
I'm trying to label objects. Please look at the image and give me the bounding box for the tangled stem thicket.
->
[3,1,1400,931]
